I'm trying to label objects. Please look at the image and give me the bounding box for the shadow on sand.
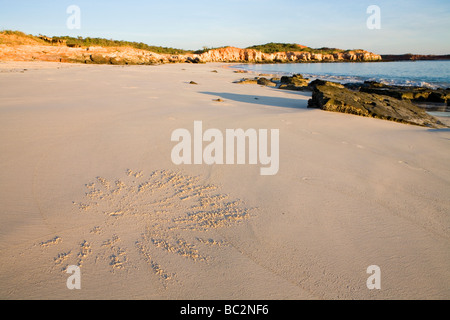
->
[427,128,450,132]
[199,91,310,110]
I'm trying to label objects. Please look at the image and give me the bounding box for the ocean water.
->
[234,60,450,89]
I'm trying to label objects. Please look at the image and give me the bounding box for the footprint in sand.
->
[301,129,320,135]
[37,169,255,286]
[398,160,429,173]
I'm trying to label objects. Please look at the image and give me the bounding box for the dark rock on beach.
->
[280,74,304,83]
[359,81,450,105]
[343,83,364,91]
[308,79,345,89]
[235,78,259,84]
[308,82,447,128]
[278,74,311,91]
[257,77,277,87]
[232,70,448,127]
[235,77,277,87]
[186,56,201,63]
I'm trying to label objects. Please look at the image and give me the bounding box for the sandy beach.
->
[0,61,449,300]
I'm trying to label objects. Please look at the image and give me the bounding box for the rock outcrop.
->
[257,77,277,87]
[278,74,311,91]
[234,74,449,126]
[358,81,450,105]
[308,82,447,128]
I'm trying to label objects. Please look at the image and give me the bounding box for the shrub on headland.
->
[0,30,191,55]
[246,42,347,54]
[0,30,47,45]
[51,36,191,55]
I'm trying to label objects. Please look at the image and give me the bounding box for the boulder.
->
[308,82,447,128]
[278,74,310,91]
[257,77,277,87]
[235,78,259,85]
[186,56,201,63]
[280,74,303,83]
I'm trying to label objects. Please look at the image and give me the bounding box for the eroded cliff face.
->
[197,47,382,63]
[0,44,382,65]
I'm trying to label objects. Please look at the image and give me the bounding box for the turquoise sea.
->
[234,60,450,89]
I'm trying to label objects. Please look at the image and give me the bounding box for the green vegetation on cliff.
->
[0,30,190,54]
[246,43,305,53]
[0,30,47,45]
[51,36,191,55]
[193,46,230,54]
[246,42,350,54]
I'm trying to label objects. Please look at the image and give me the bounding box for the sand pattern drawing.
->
[38,169,255,286]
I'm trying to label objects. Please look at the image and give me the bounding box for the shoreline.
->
[230,60,450,89]
[227,63,450,122]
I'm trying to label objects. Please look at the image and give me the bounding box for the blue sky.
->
[0,0,449,54]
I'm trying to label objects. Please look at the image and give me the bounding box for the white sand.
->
[0,61,449,300]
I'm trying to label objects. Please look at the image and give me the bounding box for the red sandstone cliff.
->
[197,47,382,63]
[0,33,382,65]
